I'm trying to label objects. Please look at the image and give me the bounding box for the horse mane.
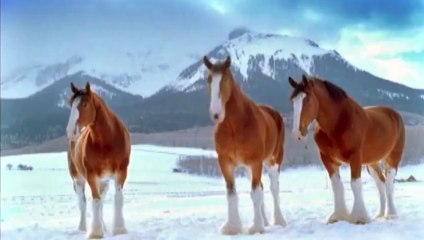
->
[69,89,110,111]
[313,78,347,102]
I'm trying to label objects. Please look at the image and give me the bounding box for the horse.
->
[66,82,131,238]
[203,56,286,234]
[288,75,405,224]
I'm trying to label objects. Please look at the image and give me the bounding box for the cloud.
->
[335,27,424,88]
[1,0,423,88]
[0,0,234,76]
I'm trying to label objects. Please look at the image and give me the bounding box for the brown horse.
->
[66,82,131,238]
[288,75,405,224]
[203,56,286,234]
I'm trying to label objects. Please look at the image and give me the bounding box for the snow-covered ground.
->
[1,145,423,239]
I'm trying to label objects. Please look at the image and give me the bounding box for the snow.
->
[1,145,424,239]
[1,49,196,99]
[377,89,410,100]
[171,32,334,91]
[420,94,424,100]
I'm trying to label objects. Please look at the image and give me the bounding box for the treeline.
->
[177,126,424,177]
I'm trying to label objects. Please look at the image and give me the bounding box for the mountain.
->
[2,30,424,149]
[164,30,424,116]
[0,50,197,99]
[1,72,145,148]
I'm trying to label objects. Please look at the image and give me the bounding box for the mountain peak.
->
[228,27,251,40]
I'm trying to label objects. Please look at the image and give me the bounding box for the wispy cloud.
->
[1,0,423,88]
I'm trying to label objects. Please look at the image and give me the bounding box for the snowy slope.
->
[1,145,424,239]
[169,31,351,92]
[1,49,196,99]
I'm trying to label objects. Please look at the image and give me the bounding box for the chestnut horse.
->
[288,75,405,224]
[203,56,286,234]
[66,82,131,238]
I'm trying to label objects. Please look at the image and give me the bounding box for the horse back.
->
[258,105,284,138]
[362,106,405,163]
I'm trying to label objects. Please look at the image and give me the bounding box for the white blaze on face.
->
[292,92,306,137]
[209,73,225,123]
[67,97,81,141]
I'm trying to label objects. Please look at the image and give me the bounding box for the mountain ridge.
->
[1,30,423,149]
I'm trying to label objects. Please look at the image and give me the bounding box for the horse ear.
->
[85,82,91,94]
[288,77,297,88]
[70,82,78,93]
[223,56,231,69]
[302,74,308,86]
[203,56,212,70]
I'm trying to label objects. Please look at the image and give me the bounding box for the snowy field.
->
[1,145,423,239]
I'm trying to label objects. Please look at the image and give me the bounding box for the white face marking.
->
[209,73,225,123]
[292,92,306,137]
[66,97,80,141]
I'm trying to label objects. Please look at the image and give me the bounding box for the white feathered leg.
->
[268,165,286,226]
[112,180,128,235]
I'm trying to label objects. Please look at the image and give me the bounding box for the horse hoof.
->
[220,221,243,235]
[87,224,104,239]
[263,217,270,227]
[384,214,397,220]
[326,212,348,224]
[274,216,287,227]
[112,226,128,236]
[348,214,371,224]
[78,224,87,231]
[87,231,104,239]
[248,224,265,234]
[374,212,385,219]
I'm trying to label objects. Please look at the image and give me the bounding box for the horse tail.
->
[261,105,285,168]
[386,109,405,171]
[273,110,285,168]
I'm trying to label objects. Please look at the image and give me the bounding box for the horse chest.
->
[215,125,265,162]
[314,130,354,161]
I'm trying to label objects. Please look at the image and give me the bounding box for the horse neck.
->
[221,75,252,128]
[90,95,116,143]
[313,85,347,134]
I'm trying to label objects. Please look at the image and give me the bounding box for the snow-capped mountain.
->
[163,30,423,115]
[1,50,197,99]
[2,30,424,149]
[168,30,355,92]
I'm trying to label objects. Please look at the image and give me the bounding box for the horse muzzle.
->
[294,127,308,141]
[210,111,225,124]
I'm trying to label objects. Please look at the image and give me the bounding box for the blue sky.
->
[1,0,423,88]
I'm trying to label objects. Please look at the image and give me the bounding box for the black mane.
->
[322,80,347,102]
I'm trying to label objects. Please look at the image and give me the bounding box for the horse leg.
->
[349,152,370,224]
[384,118,404,219]
[384,153,401,219]
[267,164,286,226]
[260,182,269,227]
[113,169,128,235]
[366,163,386,218]
[99,180,110,231]
[218,157,242,235]
[74,178,87,231]
[321,153,348,223]
[248,161,265,234]
[246,166,269,227]
[86,173,104,239]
